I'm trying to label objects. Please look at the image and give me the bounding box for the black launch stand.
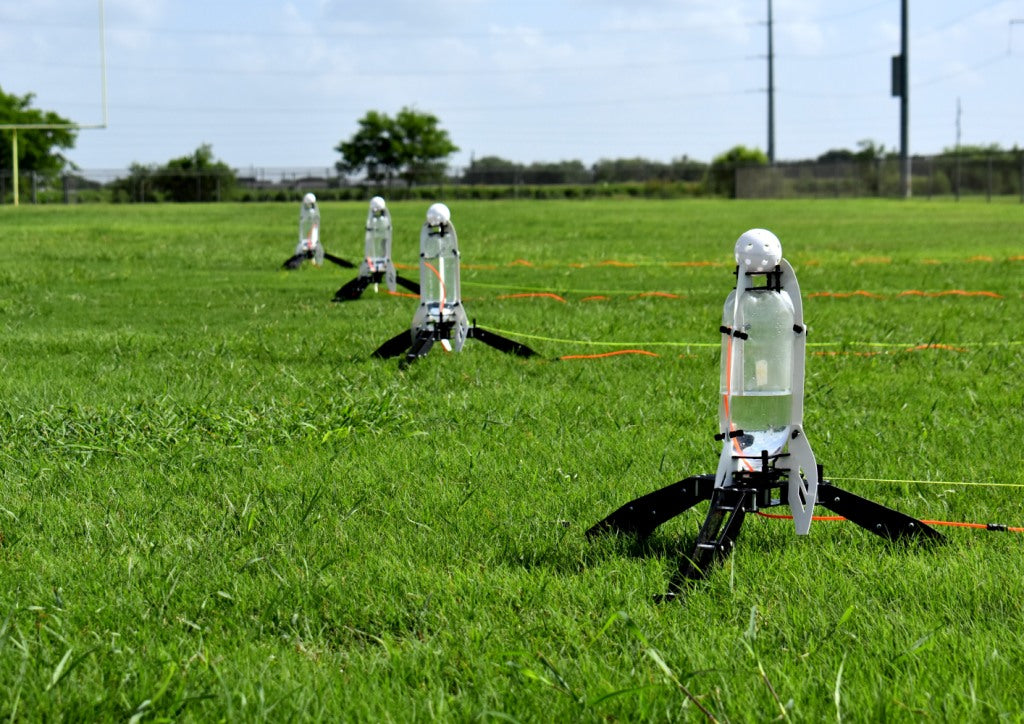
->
[587,456,942,598]
[372,320,537,368]
[333,270,420,302]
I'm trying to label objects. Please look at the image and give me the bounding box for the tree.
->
[521,160,589,185]
[157,144,235,202]
[854,139,890,162]
[0,85,77,179]
[462,155,521,185]
[705,145,768,197]
[592,157,667,183]
[816,148,857,164]
[110,145,235,202]
[335,107,458,187]
[335,110,398,185]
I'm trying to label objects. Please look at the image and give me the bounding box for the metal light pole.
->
[767,0,775,164]
[899,0,909,198]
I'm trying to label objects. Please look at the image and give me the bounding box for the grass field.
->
[1,198,1022,721]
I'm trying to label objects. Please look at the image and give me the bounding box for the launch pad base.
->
[587,467,942,598]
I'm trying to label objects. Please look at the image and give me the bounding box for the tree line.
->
[3,87,1023,202]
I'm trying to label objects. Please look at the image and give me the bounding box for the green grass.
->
[1,198,1023,721]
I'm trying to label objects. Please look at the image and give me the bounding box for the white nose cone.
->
[303,192,317,207]
[426,202,451,226]
[369,195,386,214]
[735,228,782,272]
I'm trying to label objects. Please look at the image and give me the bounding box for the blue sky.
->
[2,0,1022,173]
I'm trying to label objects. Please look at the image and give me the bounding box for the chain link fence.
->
[3,156,1023,203]
[736,156,1024,201]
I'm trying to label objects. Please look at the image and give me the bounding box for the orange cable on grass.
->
[757,511,847,522]
[386,290,419,299]
[920,520,1024,532]
[756,510,1024,532]
[905,343,969,353]
[559,349,660,360]
[581,295,611,302]
[508,259,534,267]
[629,291,684,300]
[496,292,567,303]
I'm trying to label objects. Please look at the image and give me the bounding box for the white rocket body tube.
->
[296,194,323,266]
[358,196,397,292]
[411,203,468,350]
[714,229,818,535]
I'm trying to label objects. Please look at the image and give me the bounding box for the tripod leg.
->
[323,252,355,269]
[467,325,537,357]
[372,330,411,359]
[400,331,435,368]
[667,486,752,592]
[816,482,943,543]
[586,475,715,541]
[333,276,371,302]
[395,274,420,294]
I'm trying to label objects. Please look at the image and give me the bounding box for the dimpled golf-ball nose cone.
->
[303,192,316,208]
[735,228,782,272]
[426,202,451,226]
[370,195,386,214]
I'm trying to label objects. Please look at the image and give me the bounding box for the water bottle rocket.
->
[371,203,538,368]
[587,228,942,596]
[281,193,358,271]
[715,228,816,535]
[332,196,420,301]
[412,202,469,354]
[362,195,398,293]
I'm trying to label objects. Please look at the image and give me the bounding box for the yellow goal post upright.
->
[1,0,108,206]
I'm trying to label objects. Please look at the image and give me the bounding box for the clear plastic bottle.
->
[720,287,795,458]
[419,222,461,322]
[299,204,319,251]
[364,212,391,272]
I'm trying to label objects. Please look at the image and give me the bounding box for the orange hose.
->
[496,292,567,303]
[559,349,659,360]
[756,511,1024,532]
[757,511,847,522]
[423,260,446,311]
[629,291,684,300]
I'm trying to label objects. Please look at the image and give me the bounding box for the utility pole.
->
[898,0,910,197]
[767,0,775,164]
[954,98,962,202]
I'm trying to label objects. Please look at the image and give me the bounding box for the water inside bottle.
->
[726,392,792,457]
